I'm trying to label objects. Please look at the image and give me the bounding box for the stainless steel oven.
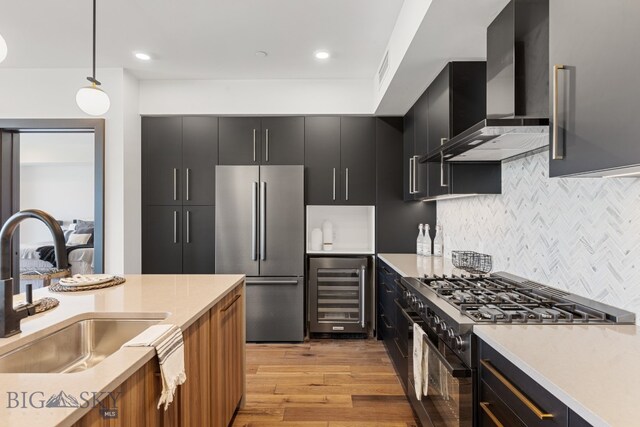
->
[397,280,473,427]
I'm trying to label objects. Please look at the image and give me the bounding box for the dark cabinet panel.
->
[568,410,593,427]
[142,117,183,205]
[304,117,341,205]
[182,117,218,205]
[142,206,183,274]
[182,205,215,274]
[427,66,451,198]
[402,108,415,201]
[261,117,304,165]
[549,1,640,177]
[340,117,376,205]
[411,92,429,199]
[219,117,262,165]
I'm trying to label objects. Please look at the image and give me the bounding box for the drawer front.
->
[479,380,527,427]
[479,342,568,427]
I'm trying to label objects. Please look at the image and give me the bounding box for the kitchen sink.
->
[0,317,164,374]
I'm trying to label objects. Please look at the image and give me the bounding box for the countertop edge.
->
[473,327,609,427]
[377,254,411,277]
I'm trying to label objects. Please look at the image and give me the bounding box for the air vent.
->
[378,50,389,86]
[523,281,570,298]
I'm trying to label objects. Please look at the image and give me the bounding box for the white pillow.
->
[67,233,91,246]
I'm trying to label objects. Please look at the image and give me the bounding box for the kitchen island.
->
[0,274,245,427]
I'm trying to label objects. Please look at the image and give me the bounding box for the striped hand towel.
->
[123,324,187,410]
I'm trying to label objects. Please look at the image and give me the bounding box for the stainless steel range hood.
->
[423,0,550,163]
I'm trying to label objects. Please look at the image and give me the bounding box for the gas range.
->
[400,271,635,367]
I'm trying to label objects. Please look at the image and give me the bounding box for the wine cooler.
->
[308,257,370,334]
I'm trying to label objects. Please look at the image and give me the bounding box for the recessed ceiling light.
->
[255,51,268,58]
[135,52,151,61]
[315,51,330,60]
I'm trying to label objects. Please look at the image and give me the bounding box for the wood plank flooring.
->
[232,339,418,427]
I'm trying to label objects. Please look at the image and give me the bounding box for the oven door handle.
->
[423,333,471,378]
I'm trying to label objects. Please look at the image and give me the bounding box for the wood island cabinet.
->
[72,282,245,427]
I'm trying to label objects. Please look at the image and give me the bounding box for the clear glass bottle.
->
[433,224,443,257]
[416,224,424,256]
[424,224,432,256]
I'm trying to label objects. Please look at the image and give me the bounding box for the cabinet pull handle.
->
[408,157,414,194]
[173,168,178,200]
[186,210,190,244]
[552,64,565,160]
[251,182,257,261]
[345,168,349,201]
[479,402,504,427]
[173,211,178,244]
[185,168,190,201]
[480,360,554,420]
[253,129,257,162]
[359,265,366,328]
[332,168,336,201]
[413,156,420,194]
[265,128,269,162]
[440,138,448,187]
[221,294,241,312]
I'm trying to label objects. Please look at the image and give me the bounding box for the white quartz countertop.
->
[474,324,640,427]
[377,253,463,277]
[0,274,244,427]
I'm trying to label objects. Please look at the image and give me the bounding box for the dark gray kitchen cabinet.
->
[142,205,215,274]
[182,205,215,274]
[219,117,304,165]
[261,117,304,165]
[182,116,218,205]
[142,206,183,274]
[305,116,376,205]
[403,92,429,200]
[143,116,218,205]
[340,117,376,205]
[142,117,182,206]
[305,117,341,205]
[402,107,415,201]
[219,117,262,165]
[549,1,640,177]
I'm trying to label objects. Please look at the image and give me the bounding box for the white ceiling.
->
[0,0,403,80]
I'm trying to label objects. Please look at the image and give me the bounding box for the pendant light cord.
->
[87,0,100,86]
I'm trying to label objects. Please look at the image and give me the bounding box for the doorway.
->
[0,119,105,293]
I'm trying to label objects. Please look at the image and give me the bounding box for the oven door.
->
[404,314,473,426]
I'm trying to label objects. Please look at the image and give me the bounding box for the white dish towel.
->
[123,324,187,410]
[413,323,426,399]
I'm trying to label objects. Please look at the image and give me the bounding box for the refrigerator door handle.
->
[260,181,266,261]
[359,265,366,329]
[251,182,258,261]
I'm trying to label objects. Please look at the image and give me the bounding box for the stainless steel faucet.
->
[0,209,69,337]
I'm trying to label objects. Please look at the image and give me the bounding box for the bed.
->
[20,242,94,275]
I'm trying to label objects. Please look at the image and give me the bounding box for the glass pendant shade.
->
[0,34,7,64]
[76,84,110,116]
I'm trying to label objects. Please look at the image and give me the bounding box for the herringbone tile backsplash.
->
[437,150,640,320]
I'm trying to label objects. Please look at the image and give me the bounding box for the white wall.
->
[437,150,640,320]
[139,79,373,115]
[0,67,132,273]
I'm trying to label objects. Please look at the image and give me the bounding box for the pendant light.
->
[0,33,7,64]
[76,0,110,116]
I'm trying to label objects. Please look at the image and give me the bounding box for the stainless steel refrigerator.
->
[215,165,304,342]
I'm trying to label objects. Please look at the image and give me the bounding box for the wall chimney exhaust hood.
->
[422,0,549,163]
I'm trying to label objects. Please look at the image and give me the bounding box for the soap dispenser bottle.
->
[416,224,424,257]
[424,224,432,256]
[433,223,443,257]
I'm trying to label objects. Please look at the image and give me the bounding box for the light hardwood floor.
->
[232,339,418,427]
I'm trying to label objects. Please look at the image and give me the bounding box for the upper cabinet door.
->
[219,117,262,165]
[304,117,341,205]
[182,117,218,205]
[412,92,429,200]
[427,67,451,198]
[142,116,183,205]
[340,117,376,205]
[403,107,415,201]
[549,0,640,177]
[261,117,304,165]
